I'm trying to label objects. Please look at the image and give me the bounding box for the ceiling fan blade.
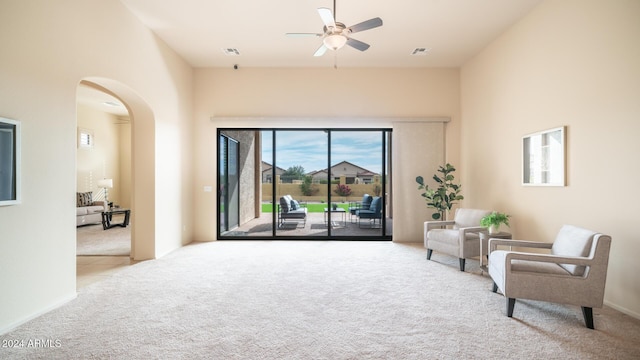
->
[314,44,328,57]
[346,38,370,52]
[317,7,336,28]
[347,17,383,34]
[286,33,323,37]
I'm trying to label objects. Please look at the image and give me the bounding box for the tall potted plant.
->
[415,163,463,220]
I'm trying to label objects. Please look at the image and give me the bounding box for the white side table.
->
[479,231,512,273]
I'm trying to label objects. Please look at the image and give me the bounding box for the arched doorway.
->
[76,78,156,261]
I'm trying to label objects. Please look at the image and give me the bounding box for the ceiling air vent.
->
[222,48,240,56]
[411,48,431,56]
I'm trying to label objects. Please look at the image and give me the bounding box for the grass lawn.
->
[261,202,349,213]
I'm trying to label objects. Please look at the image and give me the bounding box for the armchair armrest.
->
[460,226,485,234]
[504,251,594,267]
[425,220,455,231]
[489,239,553,253]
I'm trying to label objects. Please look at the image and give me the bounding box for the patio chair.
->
[356,196,382,228]
[277,195,307,228]
[488,224,612,329]
[349,194,373,223]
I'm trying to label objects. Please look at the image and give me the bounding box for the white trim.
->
[210,116,450,128]
[0,293,77,335]
[0,117,21,206]
[604,300,640,320]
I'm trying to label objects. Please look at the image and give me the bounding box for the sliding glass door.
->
[217,128,392,240]
[330,130,387,237]
[219,133,239,234]
[274,130,328,236]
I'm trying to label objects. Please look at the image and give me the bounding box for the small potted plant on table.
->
[480,211,511,234]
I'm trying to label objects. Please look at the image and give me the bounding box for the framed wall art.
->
[0,117,21,205]
[522,126,566,186]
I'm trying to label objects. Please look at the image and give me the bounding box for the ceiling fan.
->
[286,0,383,57]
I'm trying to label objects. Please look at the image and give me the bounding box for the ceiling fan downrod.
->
[333,0,337,20]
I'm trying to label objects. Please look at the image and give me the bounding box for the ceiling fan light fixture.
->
[323,34,347,50]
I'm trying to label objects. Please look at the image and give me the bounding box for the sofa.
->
[76,191,107,226]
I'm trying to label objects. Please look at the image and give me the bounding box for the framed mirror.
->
[522,126,566,186]
[0,117,21,205]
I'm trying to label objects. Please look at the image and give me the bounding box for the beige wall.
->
[461,0,640,317]
[118,119,132,209]
[0,0,193,333]
[8,0,636,338]
[76,104,130,206]
[193,68,460,242]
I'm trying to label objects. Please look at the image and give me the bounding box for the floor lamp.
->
[97,178,113,207]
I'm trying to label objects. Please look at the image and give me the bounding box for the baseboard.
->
[392,239,422,243]
[604,300,640,320]
[0,293,77,336]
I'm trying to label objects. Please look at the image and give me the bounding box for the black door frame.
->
[218,133,240,234]
[217,127,392,241]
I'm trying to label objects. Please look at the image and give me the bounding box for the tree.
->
[281,165,305,183]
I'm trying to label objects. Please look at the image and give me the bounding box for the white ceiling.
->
[119,0,542,68]
[80,0,541,113]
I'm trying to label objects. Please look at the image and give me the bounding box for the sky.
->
[261,130,386,174]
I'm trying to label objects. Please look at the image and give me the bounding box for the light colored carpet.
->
[76,222,130,256]
[3,241,640,359]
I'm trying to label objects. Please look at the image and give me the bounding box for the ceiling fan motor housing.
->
[323,22,347,36]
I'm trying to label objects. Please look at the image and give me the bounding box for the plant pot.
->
[489,224,500,234]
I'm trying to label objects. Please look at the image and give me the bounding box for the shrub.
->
[299,176,318,196]
[334,184,352,197]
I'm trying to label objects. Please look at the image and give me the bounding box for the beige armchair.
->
[488,225,612,329]
[424,208,491,271]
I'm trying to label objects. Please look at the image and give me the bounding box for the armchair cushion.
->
[453,208,493,229]
[490,250,572,276]
[361,194,373,210]
[424,209,491,253]
[356,197,381,219]
[290,199,300,210]
[551,225,597,276]
[279,195,293,213]
[349,194,372,215]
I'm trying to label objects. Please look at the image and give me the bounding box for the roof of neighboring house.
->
[261,161,285,173]
[307,161,379,177]
[307,169,328,176]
